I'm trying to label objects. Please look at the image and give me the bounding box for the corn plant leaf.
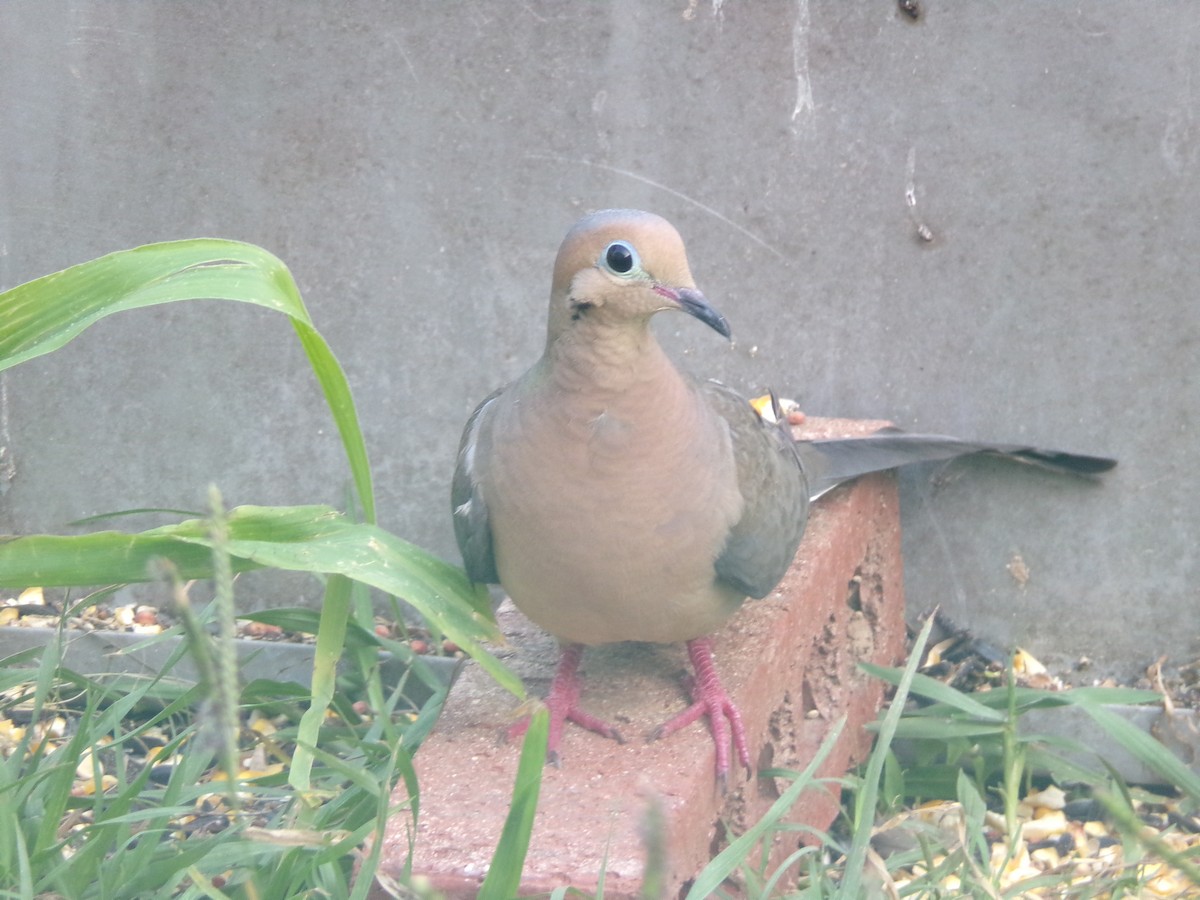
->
[0,238,374,523]
[0,505,519,698]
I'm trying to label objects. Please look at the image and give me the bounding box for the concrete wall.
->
[2,3,1195,680]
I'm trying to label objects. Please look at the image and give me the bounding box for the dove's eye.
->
[600,240,639,277]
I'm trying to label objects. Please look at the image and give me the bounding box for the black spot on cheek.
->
[571,299,594,322]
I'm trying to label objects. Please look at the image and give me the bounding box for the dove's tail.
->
[797,428,1117,501]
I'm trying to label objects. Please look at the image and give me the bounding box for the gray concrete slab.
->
[1,4,1195,680]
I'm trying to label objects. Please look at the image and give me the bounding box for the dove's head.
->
[545,209,730,347]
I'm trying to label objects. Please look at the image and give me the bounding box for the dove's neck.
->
[543,321,680,399]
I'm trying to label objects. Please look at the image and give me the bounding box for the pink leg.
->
[650,637,750,786]
[508,642,624,764]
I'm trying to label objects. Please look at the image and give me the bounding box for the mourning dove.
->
[452,209,1114,782]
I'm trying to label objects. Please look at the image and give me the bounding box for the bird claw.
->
[506,643,624,765]
[507,703,623,758]
[514,640,747,784]
[651,692,750,785]
[649,637,751,785]
[567,708,625,744]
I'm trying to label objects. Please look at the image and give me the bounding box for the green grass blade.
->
[1022,742,1106,785]
[955,769,991,871]
[859,663,1007,722]
[9,824,33,899]
[953,684,1162,713]
[1058,686,1165,707]
[351,742,417,900]
[1098,787,1200,886]
[292,573,353,794]
[687,718,846,899]
[840,614,936,899]
[1070,700,1200,800]
[478,707,548,900]
[885,719,1007,740]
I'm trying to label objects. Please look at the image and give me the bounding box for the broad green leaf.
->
[0,528,242,586]
[0,505,518,697]
[0,238,374,523]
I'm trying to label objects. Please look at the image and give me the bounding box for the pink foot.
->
[508,642,624,763]
[650,637,750,787]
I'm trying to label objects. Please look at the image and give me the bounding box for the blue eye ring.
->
[599,240,640,277]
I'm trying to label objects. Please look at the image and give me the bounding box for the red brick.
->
[373,419,908,898]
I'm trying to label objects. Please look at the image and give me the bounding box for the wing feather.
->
[451,389,503,584]
[703,382,810,599]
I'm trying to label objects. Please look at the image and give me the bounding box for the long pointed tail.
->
[797,428,1117,500]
